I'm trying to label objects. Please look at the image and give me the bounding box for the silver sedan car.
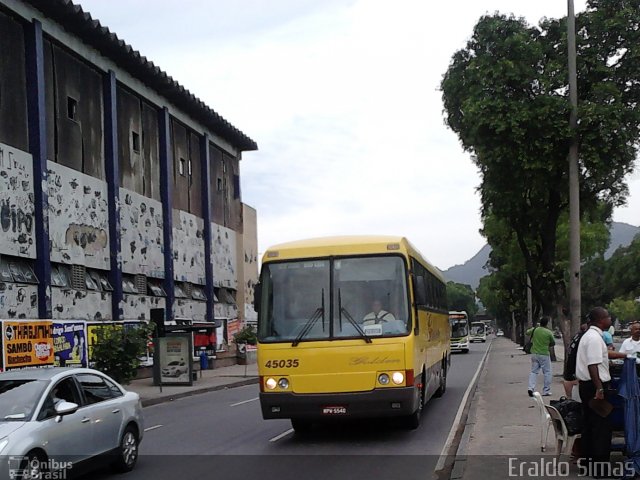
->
[0,367,144,479]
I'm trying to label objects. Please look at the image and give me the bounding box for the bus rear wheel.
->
[434,362,447,398]
[291,418,312,434]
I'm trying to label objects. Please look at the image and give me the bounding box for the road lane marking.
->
[269,428,294,442]
[434,342,492,472]
[144,424,164,432]
[230,397,259,407]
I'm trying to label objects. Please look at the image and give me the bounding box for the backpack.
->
[563,330,586,381]
[524,327,537,354]
[550,396,583,435]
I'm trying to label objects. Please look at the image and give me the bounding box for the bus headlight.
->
[391,372,404,385]
[265,377,277,390]
[378,373,390,385]
[277,378,290,389]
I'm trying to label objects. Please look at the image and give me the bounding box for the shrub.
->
[92,323,154,384]
[233,325,257,345]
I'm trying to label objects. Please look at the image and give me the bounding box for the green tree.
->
[605,236,640,300]
[92,323,154,384]
[607,297,640,324]
[441,1,640,343]
[446,281,478,315]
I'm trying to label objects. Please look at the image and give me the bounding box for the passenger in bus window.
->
[363,300,396,325]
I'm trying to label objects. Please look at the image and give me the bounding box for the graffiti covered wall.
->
[120,189,164,278]
[51,287,112,321]
[0,283,37,319]
[0,143,35,258]
[214,302,237,320]
[122,294,165,321]
[48,161,110,269]
[175,299,206,322]
[241,204,258,324]
[211,223,237,288]
[172,210,205,285]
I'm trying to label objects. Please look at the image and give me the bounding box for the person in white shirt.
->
[575,307,614,476]
[619,322,640,357]
[362,300,395,325]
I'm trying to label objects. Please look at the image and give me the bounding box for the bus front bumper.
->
[450,342,469,351]
[260,387,419,420]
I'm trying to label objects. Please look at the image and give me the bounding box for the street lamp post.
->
[568,0,581,334]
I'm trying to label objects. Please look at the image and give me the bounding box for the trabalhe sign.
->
[3,320,54,369]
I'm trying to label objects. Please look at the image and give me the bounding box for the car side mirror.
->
[54,401,78,422]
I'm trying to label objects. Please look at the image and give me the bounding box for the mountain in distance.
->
[443,222,640,289]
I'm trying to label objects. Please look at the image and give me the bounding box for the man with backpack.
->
[563,321,589,398]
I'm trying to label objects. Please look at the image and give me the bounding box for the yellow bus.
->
[254,236,450,432]
[449,311,470,353]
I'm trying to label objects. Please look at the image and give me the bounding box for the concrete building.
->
[0,0,259,366]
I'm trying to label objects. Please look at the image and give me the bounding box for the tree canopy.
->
[446,281,478,315]
[441,0,640,336]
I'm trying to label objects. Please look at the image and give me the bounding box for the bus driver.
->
[363,300,396,325]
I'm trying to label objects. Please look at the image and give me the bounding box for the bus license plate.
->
[322,406,347,415]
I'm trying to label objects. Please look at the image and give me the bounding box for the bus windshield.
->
[470,323,485,335]
[258,255,410,343]
[451,320,469,338]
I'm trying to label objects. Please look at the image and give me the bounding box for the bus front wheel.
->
[404,373,425,429]
[291,418,312,434]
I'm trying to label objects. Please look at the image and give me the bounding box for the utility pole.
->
[526,274,533,329]
[568,0,581,334]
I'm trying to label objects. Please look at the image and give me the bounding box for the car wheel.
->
[20,451,47,480]
[112,426,139,472]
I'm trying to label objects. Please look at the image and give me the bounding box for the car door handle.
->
[112,409,120,414]
[81,418,91,423]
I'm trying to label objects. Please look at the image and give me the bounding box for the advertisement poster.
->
[3,320,54,369]
[53,322,87,367]
[156,334,192,385]
[226,318,240,342]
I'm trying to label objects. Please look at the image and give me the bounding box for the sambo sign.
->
[3,320,55,369]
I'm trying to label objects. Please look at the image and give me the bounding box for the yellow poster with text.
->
[87,323,122,361]
[3,320,54,369]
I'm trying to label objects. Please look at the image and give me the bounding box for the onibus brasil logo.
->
[8,456,73,480]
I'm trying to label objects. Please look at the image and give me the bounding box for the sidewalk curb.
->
[433,341,493,480]
[140,377,259,407]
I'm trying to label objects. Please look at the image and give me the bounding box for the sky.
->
[77,0,639,271]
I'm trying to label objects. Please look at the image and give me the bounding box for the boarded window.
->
[0,11,28,151]
[44,40,105,179]
[209,144,225,226]
[188,132,201,217]
[171,119,189,212]
[117,85,143,193]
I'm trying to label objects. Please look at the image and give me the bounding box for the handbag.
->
[524,327,537,354]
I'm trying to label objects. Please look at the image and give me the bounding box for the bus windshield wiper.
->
[338,289,372,343]
[292,289,325,347]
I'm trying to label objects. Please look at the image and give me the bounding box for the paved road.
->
[89,341,490,480]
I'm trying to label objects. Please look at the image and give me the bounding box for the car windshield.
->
[258,255,410,343]
[0,379,49,421]
[451,320,468,338]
